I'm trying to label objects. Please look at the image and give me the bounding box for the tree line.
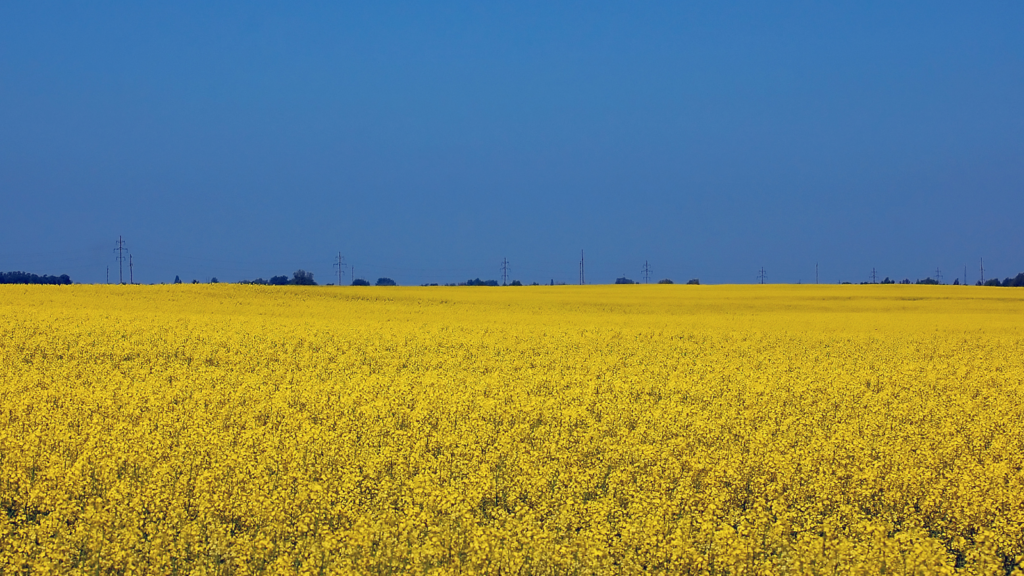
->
[852,272,1024,287]
[3,268,1023,287]
[235,270,317,286]
[0,271,72,285]
[979,272,1024,287]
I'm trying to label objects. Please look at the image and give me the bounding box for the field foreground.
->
[1,285,1023,575]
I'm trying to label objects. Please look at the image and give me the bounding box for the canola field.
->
[1,284,1023,575]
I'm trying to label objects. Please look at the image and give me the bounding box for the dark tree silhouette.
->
[352,279,370,286]
[376,277,397,286]
[291,270,316,285]
[0,271,72,285]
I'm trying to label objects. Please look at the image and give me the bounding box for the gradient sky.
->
[2,2,1021,285]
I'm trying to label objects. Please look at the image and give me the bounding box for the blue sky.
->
[2,2,1021,285]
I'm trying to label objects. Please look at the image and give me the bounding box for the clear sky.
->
[2,2,1021,285]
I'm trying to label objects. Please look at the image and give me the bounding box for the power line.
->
[113,236,126,284]
[334,252,346,286]
[642,260,652,284]
[501,258,510,286]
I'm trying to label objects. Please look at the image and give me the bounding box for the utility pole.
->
[758,267,767,284]
[980,258,985,284]
[815,263,818,285]
[114,236,126,284]
[106,266,109,284]
[642,260,652,284]
[334,252,346,286]
[579,250,585,285]
[129,254,134,285]
[501,258,510,286]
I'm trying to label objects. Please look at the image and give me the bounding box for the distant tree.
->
[376,277,397,286]
[510,280,523,286]
[174,275,182,284]
[900,279,911,284]
[881,277,895,284]
[192,279,199,284]
[0,271,72,285]
[658,279,673,284]
[615,277,635,284]
[210,277,219,284]
[916,278,939,285]
[984,278,1002,287]
[291,270,316,286]
[268,275,289,286]
[464,278,498,286]
[953,278,960,285]
[352,278,371,286]
[686,279,700,285]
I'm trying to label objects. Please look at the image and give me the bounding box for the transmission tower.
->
[871,268,877,284]
[642,260,652,284]
[980,258,985,284]
[501,258,510,286]
[113,236,126,284]
[579,250,585,285]
[334,252,346,286]
[757,267,767,284]
[935,268,943,284]
[129,254,134,285]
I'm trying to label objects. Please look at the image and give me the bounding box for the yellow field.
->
[1,285,1023,575]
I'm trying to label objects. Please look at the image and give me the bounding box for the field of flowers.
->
[1,284,1023,574]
